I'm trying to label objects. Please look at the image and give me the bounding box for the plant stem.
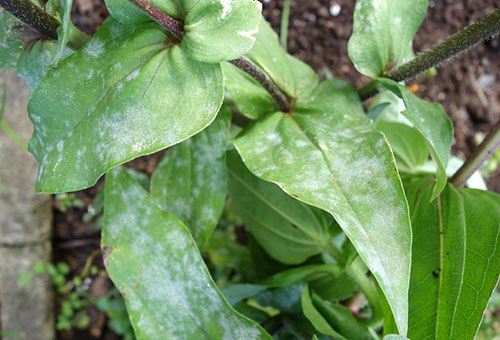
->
[128,0,183,41]
[323,242,383,327]
[450,119,500,187]
[229,58,291,112]
[280,0,291,50]
[0,0,60,39]
[385,10,500,82]
[128,0,292,113]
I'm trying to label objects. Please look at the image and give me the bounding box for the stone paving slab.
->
[0,70,54,340]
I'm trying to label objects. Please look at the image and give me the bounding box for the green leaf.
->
[0,10,23,71]
[406,180,500,340]
[259,264,343,287]
[377,121,428,171]
[56,0,89,62]
[106,0,262,63]
[104,0,150,24]
[348,0,428,77]
[376,78,453,200]
[150,106,230,248]
[223,284,268,306]
[102,166,272,340]
[227,150,331,264]
[301,286,346,339]
[16,40,60,89]
[310,291,374,340]
[245,19,318,100]
[222,61,275,119]
[223,18,318,119]
[233,79,412,335]
[181,0,262,62]
[28,18,223,193]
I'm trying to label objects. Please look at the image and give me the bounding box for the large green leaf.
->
[376,78,453,200]
[150,106,230,248]
[223,19,318,119]
[406,180,500,340]
[348,0,428,77]
[233,79,412,335]
[227,150,331,264]
[105,0,262,63]
[102,166,272,340]
[28,18,223,193]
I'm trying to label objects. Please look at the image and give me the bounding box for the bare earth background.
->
[46,0,500,338]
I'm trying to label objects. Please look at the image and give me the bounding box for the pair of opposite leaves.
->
[28,0,261,193]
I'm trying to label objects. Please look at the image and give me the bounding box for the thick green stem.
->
[450,119,500,187]
[0,0,60,39]
[128,0,292,113]
[385,10,500,82]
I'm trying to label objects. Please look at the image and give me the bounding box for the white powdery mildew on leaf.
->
[219,0,232,19]
[103,168,270,339]
[85,38,105,58]
[234,79,411,335]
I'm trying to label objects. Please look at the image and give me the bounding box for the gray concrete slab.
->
[0,70,54,340]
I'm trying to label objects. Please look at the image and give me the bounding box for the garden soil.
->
[53,1,500,339]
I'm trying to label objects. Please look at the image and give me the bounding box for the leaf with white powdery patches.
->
[376,78,453,200]
[106,0,262,63]
[348,0,428,77]
[234,79,412,335]
[102,166,273,340]
[406,179,500,340]
[150,106,231,248]
[28,18,223,193]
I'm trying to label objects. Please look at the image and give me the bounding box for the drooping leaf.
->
[301,286,346,339]
[150,106,230,248]
[376,78,453,200]
[227,150,332,264]
[105,0,262,63]
[406,180,500,340]
[29,18,223,193]
[102,166,273,340]
[348,0,428,77]
[234,79,412,335]
[223,19,318,119]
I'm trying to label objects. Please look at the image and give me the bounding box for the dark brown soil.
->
[55,1,500,339]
